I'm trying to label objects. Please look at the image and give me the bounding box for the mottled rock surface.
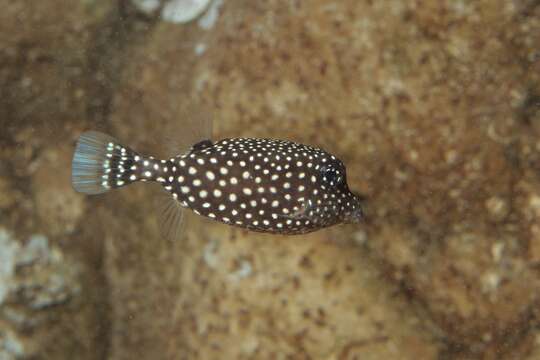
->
[1,0,539,359]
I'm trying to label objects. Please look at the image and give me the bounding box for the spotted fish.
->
[72,131,363,235]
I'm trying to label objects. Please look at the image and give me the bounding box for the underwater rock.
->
[0,229,81,359]
[0,328,25,360]
[161,0,212,24]
[1,0,539,358]
[132,0,215,23]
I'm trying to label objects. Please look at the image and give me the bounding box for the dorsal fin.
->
[162,100,213,157]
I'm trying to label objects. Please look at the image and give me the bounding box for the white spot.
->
[242,171,250,179]
[143,160,149,167]
[296,161,303,167]
[199,190,208,198]
[220,167,228,175]
[219,179,227,187]
[283,182,290,189]
[298,185,305,191]
[245,213,252,219]
[229,194,237,202]
[193,179,202,186]
[129,174,136,181]
[206,171,215,180]
[271,200,279,207]
[210,157,217,164]
[197,158,205,165]
[213,189,222,197]
[271,174,279,180]
[189,167,197,174]
[177,176,184,183]
[181,186,190,193]
[311,175,317,183]
[243,188,252,195]
[230,177,238,185]
[144,171,152,177]
[299,172,305,179]
[202,202,211,208]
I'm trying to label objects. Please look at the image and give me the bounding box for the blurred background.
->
[0,0,539,359]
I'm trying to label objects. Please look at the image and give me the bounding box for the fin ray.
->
[156,190,186,241]
[162,100,213,157]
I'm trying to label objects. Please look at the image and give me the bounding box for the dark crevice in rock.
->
[81,3,162,359]
[84,0,161,130]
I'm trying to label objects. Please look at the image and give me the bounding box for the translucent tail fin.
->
[71,131,141,195]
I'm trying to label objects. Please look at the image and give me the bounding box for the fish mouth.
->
[343,207,364,224]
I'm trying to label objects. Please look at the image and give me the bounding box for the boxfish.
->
[72,131,364,235]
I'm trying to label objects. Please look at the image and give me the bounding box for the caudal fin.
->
[71,131,140,195]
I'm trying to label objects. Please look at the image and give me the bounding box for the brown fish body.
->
[72,132,363,235]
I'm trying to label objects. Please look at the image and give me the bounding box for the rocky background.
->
[1,0,539,359]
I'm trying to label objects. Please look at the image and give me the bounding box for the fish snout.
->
[343,206,364,224]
